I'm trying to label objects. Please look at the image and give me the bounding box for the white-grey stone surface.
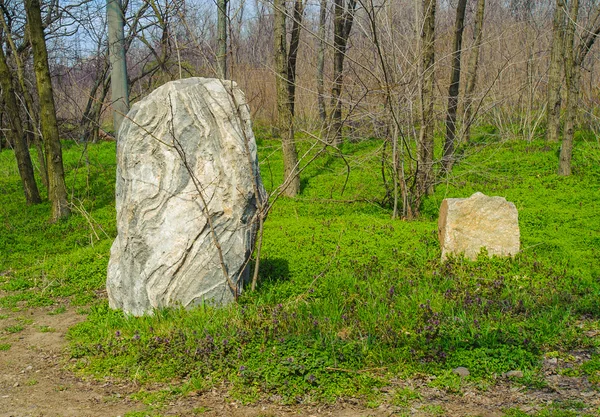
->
[438,192,520,261]
[107,78,266,316]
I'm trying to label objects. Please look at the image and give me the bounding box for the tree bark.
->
[546,0,566,143]
[558,0,579,176]
[417,0,436,197]
[442,0,467,172]
[316,0,327,124]
[461,0,485,144]
[329,0,356,145]
[107,0,129,137]
[217,0,228,79]
[0,44,41,205]
[25,0,70,220]
[274,0,301,197]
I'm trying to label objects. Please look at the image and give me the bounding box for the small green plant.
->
[0,343,11,351]
[504,409,529,417]
[38,325,55,333]
[4,324,24,333]
[422,404,445,416]
[428,370,462,394]
[124,410,166,417]
[392,387,421,407]
[48,306,66,315]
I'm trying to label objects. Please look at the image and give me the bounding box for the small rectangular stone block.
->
[438,192,520,261]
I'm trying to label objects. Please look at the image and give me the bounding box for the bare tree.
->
[274,0,303,196]
[546,0,566,142]
[417,0,436,196]
[442,0,468,172]
[316,0,327,124]
[0,9,48,188]
[461,0,485,144]
[217,0,228,78]
[559,0,600,175]
[25,0,70,220]
[329,0,356,145]
[0,43,41,204]
[107,0,129,136]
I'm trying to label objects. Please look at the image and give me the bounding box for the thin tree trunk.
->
[558,0,579,176]
[329,0,356,145]
[25,0,70,220]
[316,0,327,124]
[107,0,129,137]
[217,0,228,79]
[274,0,300,197]
[0,45,41,204]
[417,0,436,197]
[0,107,4,150]
[558,2,600,175]
[81,59,110,142]
[1,13,48,189]
[546,0,566,143]
[461,0,485,144]
[287,0,303,112]
[443,0,467,172]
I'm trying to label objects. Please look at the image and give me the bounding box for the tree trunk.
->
[443,0,467,172]
[274,0,300,197]
[287,0,303,112]
[0,45,41,205]
[461,0,485,144]
[316,0,327,124]
[1,12,48,189]
[107,0,129,137]
[25,0,70,220]
[558,0,579,176]
[558,1,600,175]
[329,0,356,145]
[217,0,228,79]
[546,0,566,143]
[417,0,436,197]
[81,59,110,142]
[0,107,4,150]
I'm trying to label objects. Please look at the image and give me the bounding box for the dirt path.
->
[1,306,599,417]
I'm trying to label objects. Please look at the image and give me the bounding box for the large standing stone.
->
[438,192,520,261]
[107,78,266,316]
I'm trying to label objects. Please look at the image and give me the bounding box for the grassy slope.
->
[1,131,599,406]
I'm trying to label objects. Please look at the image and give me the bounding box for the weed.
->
[4,324,24,333]
[38,325,55,333]
[48,306,67,315]
[422,404,445,416]
[391,387,421,407]
[428,370,462,394]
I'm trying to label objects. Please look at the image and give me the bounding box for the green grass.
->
[4,324,25,334]
[1,129,599,406]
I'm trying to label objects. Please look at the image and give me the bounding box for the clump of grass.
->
[4,324,24,334]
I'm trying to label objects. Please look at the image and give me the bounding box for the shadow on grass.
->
[255,257,290,285]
